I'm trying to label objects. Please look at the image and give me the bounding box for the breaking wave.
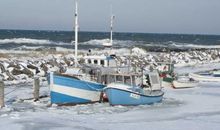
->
[171,43,220,49]
[11,45,75,52]
[81,39,110,45]
[142,41,220,49]
[1,38,220,51]
[82,39,220,49]
[80,39,142,48]
[0,38,69,45]
[0,38,134,48]
[81,38,133,44]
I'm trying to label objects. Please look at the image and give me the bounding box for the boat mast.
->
[110,15,114,46]
[74,1,79,67]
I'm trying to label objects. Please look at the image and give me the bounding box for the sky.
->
[0,0,220,35]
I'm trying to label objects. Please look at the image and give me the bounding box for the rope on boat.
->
[77,68,103,92]
[75,66,105,103]
[84,80,103,91]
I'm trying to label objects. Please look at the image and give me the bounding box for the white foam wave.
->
[0,38,51,44]
[0,38,69,45]
[14,45,45,50]
[163,41,220,49]
[55,47,74,52]
[1,38,219,49]
[81,39,220,49]
[82,39,110,45]
[142,41,220,49]
[11,45,75,52]
[81,39,135,47]
[172,44,220,49]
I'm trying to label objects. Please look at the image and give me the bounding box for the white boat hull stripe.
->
[51,84,101,101]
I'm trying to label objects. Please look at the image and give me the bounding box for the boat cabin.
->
[157,62,174,74]
[147,71,162,90]
[141,70,161,90]
[100,73,141,86]
[84,55,117,67]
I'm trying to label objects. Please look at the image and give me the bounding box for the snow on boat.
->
[172,76,198,89]
[104,70,164,106]
[189,73,220,82]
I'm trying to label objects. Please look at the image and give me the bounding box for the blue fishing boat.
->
[104,70,164,105]
[49,72,105,104]
[49,57,129,104]
[49,51,122,104]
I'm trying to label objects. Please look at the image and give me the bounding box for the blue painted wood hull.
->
[49,73,105,104]
[105,88,164,106]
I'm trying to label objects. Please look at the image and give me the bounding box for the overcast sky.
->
[0,0,220,34]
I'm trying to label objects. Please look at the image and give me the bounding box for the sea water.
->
[0,29,220,51]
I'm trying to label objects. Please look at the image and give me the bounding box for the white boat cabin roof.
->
[106,72,140,77]
[84,55,113,60]
[84,55,116,67]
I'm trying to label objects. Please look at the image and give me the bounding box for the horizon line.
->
[0,28,220,36]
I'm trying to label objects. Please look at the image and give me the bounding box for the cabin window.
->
[132,76,136,85]
[149,75,159,84]
[116,75,123,83]
[94,60,98,64]
[108,75,115,84]
[88,59,91,64]
[101,60,105,66]
[145,75,151,86]
[101,75,107,84]
[124,76,131,85]
[109,60,116,67]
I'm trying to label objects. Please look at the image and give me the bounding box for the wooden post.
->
[33,77,40,101]
[0,80,4,108]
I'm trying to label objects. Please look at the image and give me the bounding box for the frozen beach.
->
[0,76,220,130]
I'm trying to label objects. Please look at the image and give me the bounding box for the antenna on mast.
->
[110,6,114,46]
[74,0,78,67]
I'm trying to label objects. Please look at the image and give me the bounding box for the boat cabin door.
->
[148,71,161,90]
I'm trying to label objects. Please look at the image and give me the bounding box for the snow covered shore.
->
[0,47,220,130]
[0,78,220,130]
[1,47,220,83]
